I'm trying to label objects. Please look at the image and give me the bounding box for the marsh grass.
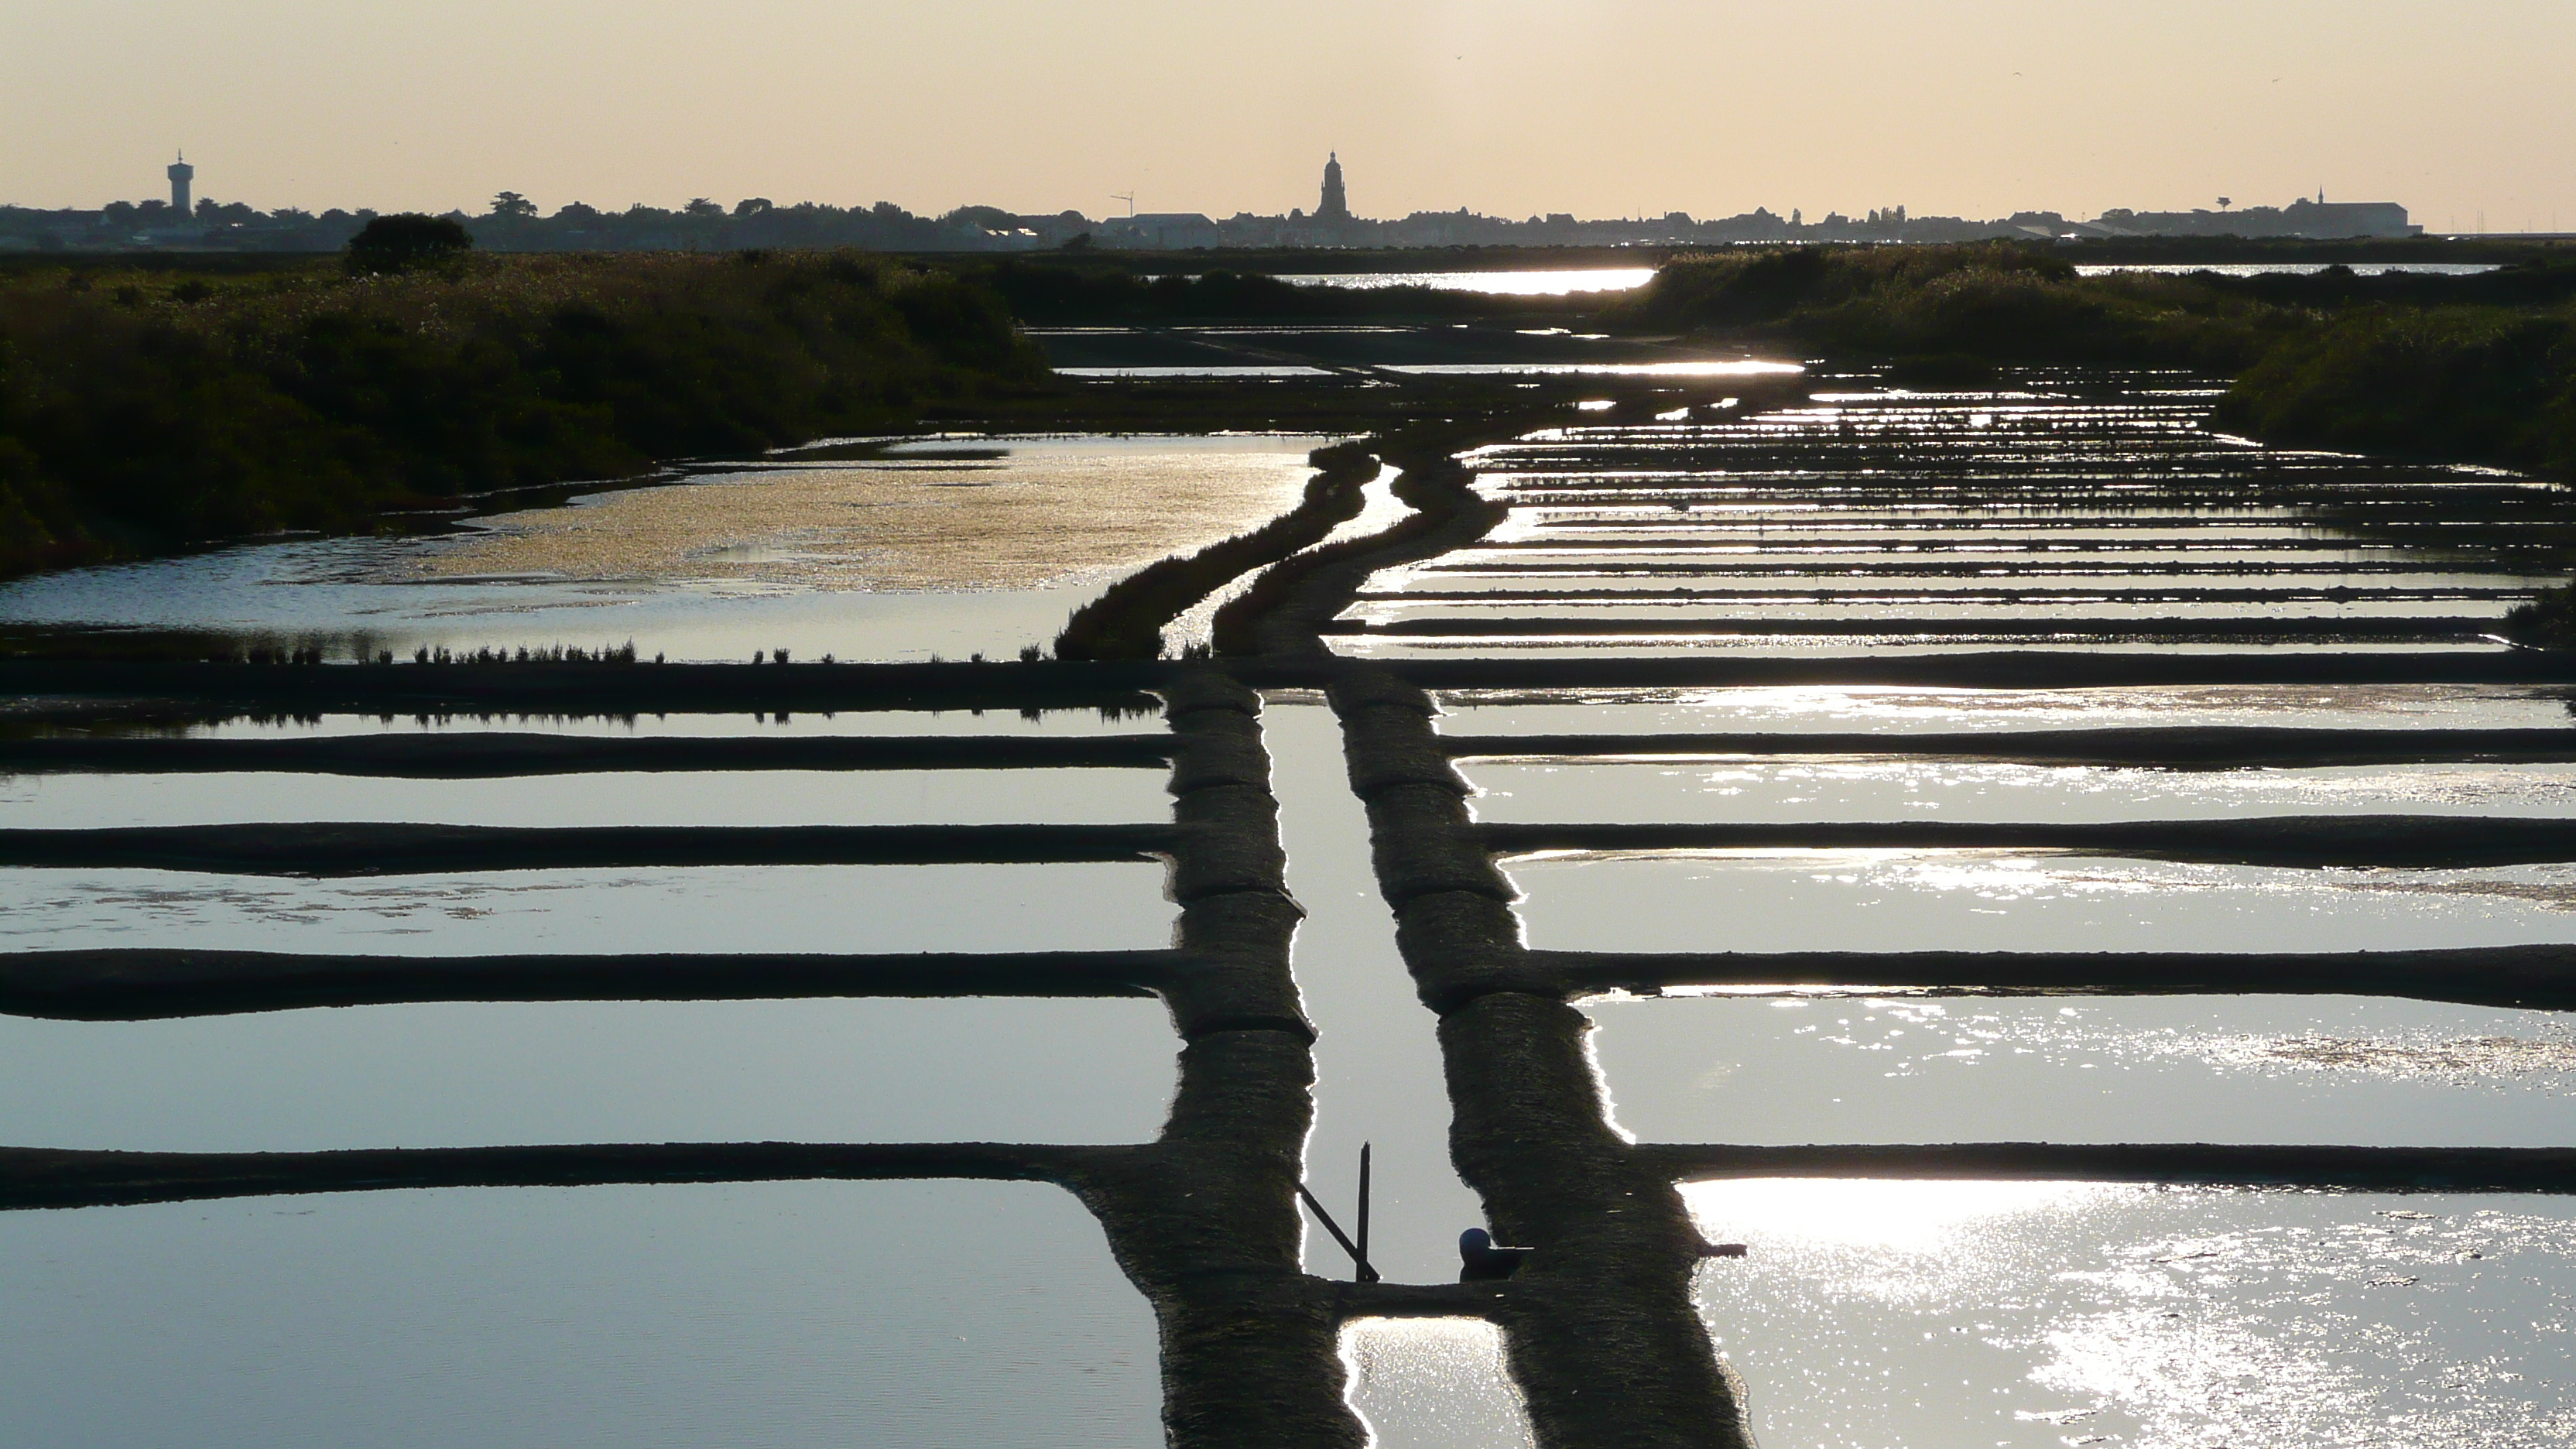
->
[0,251,1046,579]
[1624,243,2576,481]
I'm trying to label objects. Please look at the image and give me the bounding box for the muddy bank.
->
[1055,444,1380,660]
[1326,663,1757,1449]
[0,1140,1088,1211]
[0,948,1173,1020]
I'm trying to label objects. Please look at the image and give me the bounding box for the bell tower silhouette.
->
[1317,153,1350,223]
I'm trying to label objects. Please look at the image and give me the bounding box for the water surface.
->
[1588,993,2576,1147]
[1688,1181,2576,1449]
[1,1182,1161,1449]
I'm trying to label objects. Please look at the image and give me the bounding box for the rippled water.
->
[1341,1317,1534,1448]
[1507,852,2576,956]
[1687,1181,2576,1448]
[1461,758,2576,825]
[0,862,1174,954]
[1588,993,2576,1147]
[1431,683,2576,737]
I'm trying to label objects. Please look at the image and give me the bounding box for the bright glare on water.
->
[1284,269,1657,296]
[1687,1180,2576,1448]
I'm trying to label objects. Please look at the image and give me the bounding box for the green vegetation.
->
[1618,244,2576,478]
[0,250,1046,579]
[343,214,475,276]
[2218,303,2576,478]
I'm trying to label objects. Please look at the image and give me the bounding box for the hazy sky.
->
[6,1,2570,231]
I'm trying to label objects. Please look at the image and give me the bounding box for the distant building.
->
[1098,212,1220,249]
[166,152,193,218]
[2278,197,2416,238]
[2092,196,2419,240]
[1317,152,1351,224]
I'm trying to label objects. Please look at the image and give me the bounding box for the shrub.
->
[344,214,475,276]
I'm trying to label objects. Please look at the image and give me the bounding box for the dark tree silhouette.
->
[345,214,474,275]
[491,191,538,218]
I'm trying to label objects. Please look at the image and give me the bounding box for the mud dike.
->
[11,375,2576,1445]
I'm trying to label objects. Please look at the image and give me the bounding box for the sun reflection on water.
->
[1338,1317,1534,1449]
[1685,1180,2576,1447]
[1684,1177,2109,1255]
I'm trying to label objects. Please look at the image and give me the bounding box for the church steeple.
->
[1317,152,1350,223]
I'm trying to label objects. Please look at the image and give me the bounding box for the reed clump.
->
[407,642,641,665]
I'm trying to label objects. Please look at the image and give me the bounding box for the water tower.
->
[168,152,194,218]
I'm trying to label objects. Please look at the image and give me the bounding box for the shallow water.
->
[1341,1317,1536,1449]
[1461,759,2576,826]
[0,1181,1161,1449]
[0,766,1172,830]
[0,997,1177,1151]
[1506,853,2576,957]
[1284,269,1656,296]
[1431,683,2576,736]
[0,434,1325,663]
[1687,1181,2576,1449]
[1588,993,2576,1148]
[0,862,1174,954]
[1266,700,1485,1286]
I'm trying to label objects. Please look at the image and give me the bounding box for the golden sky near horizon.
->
[6,0,2571,232]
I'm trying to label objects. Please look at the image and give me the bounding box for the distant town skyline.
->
[5,2,2570,234]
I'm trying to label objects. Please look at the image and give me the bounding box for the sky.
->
[5,0,2571,232]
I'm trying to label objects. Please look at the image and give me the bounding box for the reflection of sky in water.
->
[0,1181,1160,1449]
[0,435,1322,663]
[0,766,1170,829]
[0,996,1177,1151]
[1586,993,2576,1147]
[0,862,1173,954]
[1434,684,2576,737]
[1463,759,2576,825]
[1286,269,1656,296]
[1506,853,2576,955]
[1686,1180,2576,1449]
[1339,1317,1534,1449]
[1266,701,1488,1285]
